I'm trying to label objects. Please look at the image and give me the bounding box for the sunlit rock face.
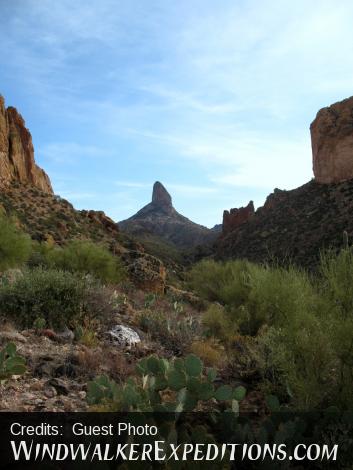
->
[0,95,52,193]
[222,201,254,235]
[311,96,353,184]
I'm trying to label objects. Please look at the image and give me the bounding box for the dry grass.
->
[190,338,225,368]
[75,346,134,382]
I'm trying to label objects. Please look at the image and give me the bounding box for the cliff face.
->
[119,181,219,249]
[311,96,353,184]
[222,201,254,235]
[217,96,353,267]
[0,96,52,193]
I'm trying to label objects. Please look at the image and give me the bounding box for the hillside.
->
[217,179,353,267]
[216,95,353,268]
[0,95,167,293]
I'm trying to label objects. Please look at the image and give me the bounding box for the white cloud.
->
[3,0,353,225]
[39,142,113,164]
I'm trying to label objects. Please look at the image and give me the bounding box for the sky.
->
[1,0,353,227]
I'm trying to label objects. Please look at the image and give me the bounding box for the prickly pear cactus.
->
[0,342,27,381]
[87,353,246,413]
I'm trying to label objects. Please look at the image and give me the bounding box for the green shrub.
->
[45,240,125,283]
[319,247,353,408]
[320,247,353,316]
[240,264,319,335]
[0,268,88,329]
[0,216,31,271]
[191,254,353,410]
[257,322,335,409]
[27,240,53,268]
[188,259,253,305]
[202,303,236,343]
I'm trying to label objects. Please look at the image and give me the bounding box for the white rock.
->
[108,325,140,347]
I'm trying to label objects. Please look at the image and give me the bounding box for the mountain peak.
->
[152,181,172,208]
[120,181,218,249]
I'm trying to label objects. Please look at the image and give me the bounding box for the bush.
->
[138,309,201,354]
[190,339,224,367]
[188,259,253,306]
[240,264,319,335]
[319,248,353,408]
[0,268,88,329]
[202,303,236,343]
[45,240,125,283]
[0,216,31,271]
[190,254,353,410]
[320,247,353,316]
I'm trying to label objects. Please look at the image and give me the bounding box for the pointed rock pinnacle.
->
[152,181,172,208]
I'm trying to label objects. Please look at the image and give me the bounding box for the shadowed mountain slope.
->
[119,182,219,250]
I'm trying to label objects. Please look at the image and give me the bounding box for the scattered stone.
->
[0,331,27,343]
[108,325,141,347]
[55,327,75,343]
[54,362,78,378]
[29,380,43,392]
[47,378,70,396]
[39,329,57,341]
[44,386,57,399]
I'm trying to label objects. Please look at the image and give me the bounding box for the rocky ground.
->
[0,286,205,412]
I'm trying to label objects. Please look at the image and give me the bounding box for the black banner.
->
[0,412,352,469]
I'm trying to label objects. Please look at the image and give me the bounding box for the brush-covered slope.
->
[217,96,353,268]
[217,179,353,267]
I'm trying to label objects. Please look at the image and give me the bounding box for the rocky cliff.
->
[222,201,254,235]
[0,95,52,193]
[311,96,353,184]
[119,181,218,250]
[217,96,353,267]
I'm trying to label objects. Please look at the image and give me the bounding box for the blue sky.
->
[1,0,353,227]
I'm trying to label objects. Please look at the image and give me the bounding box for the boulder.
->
[82,209,119,232]
[123,251,166,294]
[311,96,353,184]
[107,325,141,347]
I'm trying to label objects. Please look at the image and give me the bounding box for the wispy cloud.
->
[39,142,113,164]
[2,0,353,225]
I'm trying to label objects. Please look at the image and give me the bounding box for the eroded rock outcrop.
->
[0,95,52,193]
[222,201,254,235]
[81,210,119,233]
[119,181,219,249]
[152,181,172,208]
[311,96,353,184]
[122,250,167,294]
